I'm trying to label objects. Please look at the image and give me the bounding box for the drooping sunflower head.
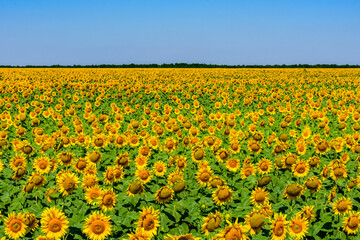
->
[212,186,233,206]
[296,206,315,223]
[83,211,112,240]
[343,211,360,235]
[284,183,303,200]
[127,180,145,197]
[246,211,267,235]
[23,213,38,231]
[155,186,174,204]
[304,177,322,193]
[201,211,222,236]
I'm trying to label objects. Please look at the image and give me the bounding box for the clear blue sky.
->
[1,0,359,65]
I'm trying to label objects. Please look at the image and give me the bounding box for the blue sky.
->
[0,0,359,65]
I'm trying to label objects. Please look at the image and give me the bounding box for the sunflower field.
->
[1,68,360,239]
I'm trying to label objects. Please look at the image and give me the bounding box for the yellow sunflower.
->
[271,213,288,240]
[41,207,69,239]
[9,153,27,171]
[83,211,112,240]
[343,211,360,234]
[304,177,322,193]
[226,158,240,172]
[136,206,160,237]
[250,187,269,206]
[127,180,145,197]
[33,156,51,174]
[85,185,102,205]
[4,212,27,239]
[332,197,352,215]
[98,188,117,211]
[57,171,79,196]
[216,218,250,240]
[23,212,38,231]
[212,186,233,206]
[296,206,316,223]
[284,183,303,200]
[288,216,308,240]
[292,160,310,177]
[196,168,213,186]
[135,168,152,184]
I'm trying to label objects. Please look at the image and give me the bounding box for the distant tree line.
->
[0,63,359,68]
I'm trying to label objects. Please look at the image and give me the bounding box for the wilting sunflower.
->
[191,146,206,162]
[136,206,160,237]
[127,180,145,197]
[250,187,269,206]
[83,211,112,240]
[201,211,222,236]
[226,158,240,172]
[271,213,288,240]
[209,176,226,189]
[292,160,310,177]
[153,161,166,177]
[196,168,213,186]
[216,148,230,162]
[330,164,348,180]
[284,183,303,200]
[23,212,38,231]
[41,207,69,239]
[167,171,184,185]
[33,156,51,174]
[57,151,74,166]
[288,216,308,240]
[57,171,79,196]
[304,177,322,193]
[98,188,117,211]
[332,197,352,215]
[343,211,360,234]
[296,206,316,223]
[155,186,174,204]
[216,218,249,240]
[73,158,88,173]
[213,186,233,206]
[245,211,267,235]
[248,139,262,154]
[4,212,27,239]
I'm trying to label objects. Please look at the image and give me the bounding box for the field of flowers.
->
[1,68,360,239]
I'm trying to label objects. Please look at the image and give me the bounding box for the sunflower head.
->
[127,180,145,197]
[155,186,174,204]
[284,183,303,200]
[136,206,160,237]
[83,211,112,240]
[212,186,233,206]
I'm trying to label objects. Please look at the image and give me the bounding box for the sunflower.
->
[315,140,330,154]
[271,213,288,240]
[85,185,102,205]
[98,188,117,211]
[135,156,148,169]
[343,211,360,234]
[9,153,27,171]
[201,211,222,236]
[127,228,151,240]
[57,171,79,196]
[212,186,233,206]
[4,212,27,239]
[330,164,348,180]
[73,158,88,173]
[226,158,240,172]
[216,218,249,240]
[304,177,322,193]
[292,160,310,177]
[284,183,303,200]
[247,139,262,154]
[155,186,174,204]
[288,216,308,239]
[245,211,267,235]
[83,211,112,240]
[250,187,269,206]
[153,161,166,177]
[196,168,213,186]
[135,168,152,184]
[29,172,46,189]
[257,158,272,174]
[167,171,184,185]
[209,176,226,189]
[175,156,187,171]
[23,213,38,231]
[33,156,51,174]
[87,151,102,164]
[216,148,230,162]
[332,197,352,215]
[57,151,74,166]
[136,206,160,237]
[41,207,69,239]
[127,180,145,197]
[241,164,256,179]
[296,206,316,222]
[82,174,99,189]
[191,146,206,162]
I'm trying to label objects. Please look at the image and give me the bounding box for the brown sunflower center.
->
[251,143,260,152]
[254,192,266,203]
[194,149,205,160]
[287,184,302,197]
[159,188,172,199]
[296,165,305,173]
[334,167,345,177]
[63,178,75,191]
[260,162,268,171]
[103,195,114,205]
[139,170,149,180]
[77,160,87,170]
[33,175,43,185]
[48,219,62,233]
[39,161,48,170]
[129,181,142,194]
[250,213,265,229]
[337,201,349,212]
[200,172,211,182]
[91,220,105,234]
